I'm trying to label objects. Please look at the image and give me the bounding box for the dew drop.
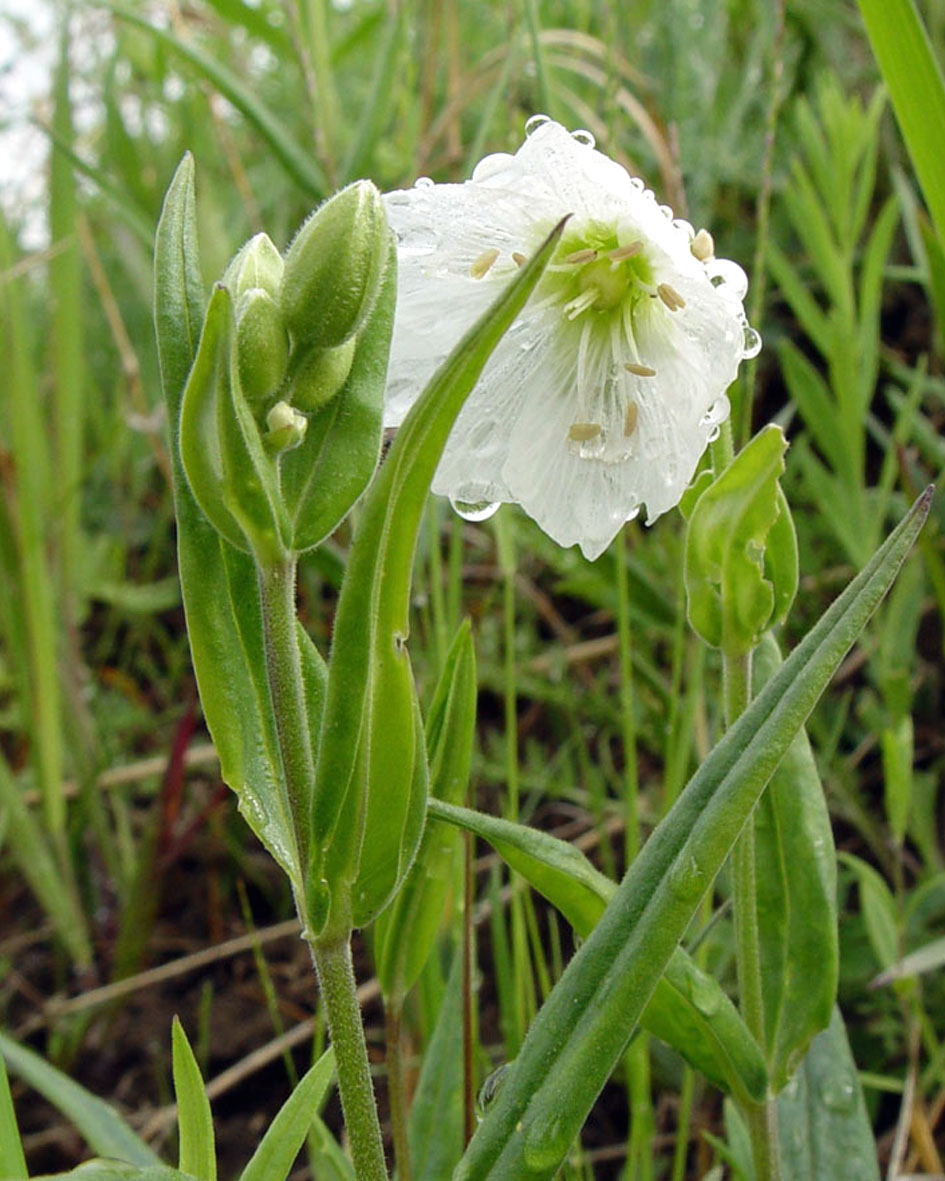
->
[523,1111,571,1168]
[742,324,763,359]
[414,175,434,189]
[820,1075,856,1112]
[688,973,721,1017]
[705,258,749,300]
[476,1062,511,1121]
[525,113,551,136]
[571,128,595,147]
[396,225,438,257]
[240,792,269,830]
[706,424,721,442]
[629,176,645,191]
[472,152,514,182]
[658,203,674,219]
[668,850,707,903]
[450,488,501,522]
[672,217,694,237]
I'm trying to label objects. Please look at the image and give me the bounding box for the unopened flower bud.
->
[265,399,308,454]
[235,288,289,404]
[289,337,357,412]
[223,232,284,300]
[280,181,389,350]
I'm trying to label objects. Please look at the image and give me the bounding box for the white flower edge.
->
[382,118,759,560]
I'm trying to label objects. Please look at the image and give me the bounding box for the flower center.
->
[539,223,655,324]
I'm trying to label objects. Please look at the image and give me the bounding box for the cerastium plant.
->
[0,118,931,1179]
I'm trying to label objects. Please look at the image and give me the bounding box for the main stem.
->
[725,648,781,1181]
[312,934,389,1181]
[257,556,387,1179]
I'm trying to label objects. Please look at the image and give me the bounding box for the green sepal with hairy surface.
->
[685,424,796,656]
[752,632,838,1092]
[154,155,301,895]
[305,220,567,939]
[374,620,476,1001]
[456,489,930,1178]
[428,798,767,1105]
[278,238,397,553]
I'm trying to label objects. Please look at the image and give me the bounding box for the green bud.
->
[235,288,289,404]
[288,337,357,412]
[280,181,388,350]
[223,232,284,300]
[265,400,308,454]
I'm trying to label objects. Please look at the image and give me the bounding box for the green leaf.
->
[752,632,837,1092]
[279,238,396,553]
[776,340,852,482]
[0,1030,161,1167]
[430,798,766,1104]
[171,1018,216,1181]
[871,933,945,987]
[238,1048,335,1181]
[838,852,899,970]
[456,489,931,1178]
[407,947,465,1180]
[374,621,477,1001]
[775,1008,880,1181]
[0,1050,27,1179]
[685,425,793,656]
[31,1167,195,1181]
[856,0,945,247]
[307,219,567,936]
[111,7,325,197]
[154,156,301,894]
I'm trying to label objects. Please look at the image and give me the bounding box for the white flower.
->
[383,116,760,560]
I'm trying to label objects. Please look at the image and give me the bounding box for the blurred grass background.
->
[1,0,944,1176]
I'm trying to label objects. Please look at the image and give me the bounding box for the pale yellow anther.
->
[608,241,643,261]
[624,401,639,437]
[512,251,527,268]
[567,422,602,442]
[690,229,715,262]
[566,247,598,265]
[624,362,656,377]
[470,248,500,279]
[657,282,686,311]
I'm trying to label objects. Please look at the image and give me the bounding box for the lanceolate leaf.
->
[775,1008,880,1180]
[752,632,837,1092]
[429,798,766,1104]
[171,1019,215,1181]
[307,219,567,937]
[457,489,931,1179]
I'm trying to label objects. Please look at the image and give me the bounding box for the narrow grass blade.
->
[857,0,945,246]
[0,1051,27,1179]
[238,1048,335,1181]
[112,7,325,197]
[0,1030,161,1167]
[171,1018,216,1181]
[456,488,932,1178]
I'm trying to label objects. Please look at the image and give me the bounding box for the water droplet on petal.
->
[450,488,501,522]
[705,258,749,300]
[673,217,694,237]
[706,424,721,442]
[629,176,645,191]
[472,152,514,182]
[742,324,763,358]
[396,225,438,257]
[658,203,674,219]
[571,128,595,147]
[414,175,434,189]
[525,113,551,136]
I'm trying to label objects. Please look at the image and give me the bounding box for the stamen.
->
[657,282,686,311]
[624,363,656,377]
[608,241,643,261]
[565,288,600,319]
[567,422,602,442]
[624,401,639,437]
[512,251,527,267]
[566,247,598,265]
[690,229,714,262]
[470,248,500,279]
